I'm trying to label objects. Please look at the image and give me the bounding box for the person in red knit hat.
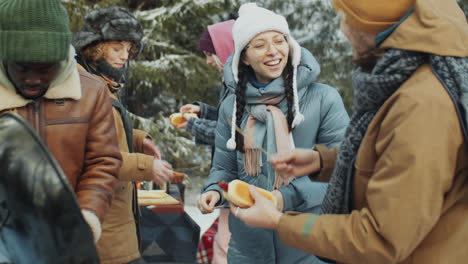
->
[174,19,235,264]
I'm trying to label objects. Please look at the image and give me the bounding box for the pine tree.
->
[128,0,226,117]
[64,0,465,178]
[63,0,353,178]
[63,0,224,178]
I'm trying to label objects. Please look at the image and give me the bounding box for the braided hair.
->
[234,58,250,152]
[282,59,294,132]
[234,51,295,152]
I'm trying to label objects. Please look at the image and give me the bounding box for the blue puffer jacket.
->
[202,48,349,264]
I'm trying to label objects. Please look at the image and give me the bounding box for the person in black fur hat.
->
[73,6,143,87]
[73,6,174,264]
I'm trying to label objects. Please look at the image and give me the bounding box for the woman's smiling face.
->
[242,31,289,84]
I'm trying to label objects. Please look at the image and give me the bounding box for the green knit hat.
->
[0,0,72,63]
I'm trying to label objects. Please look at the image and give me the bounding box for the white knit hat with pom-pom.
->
[226,2,304,151]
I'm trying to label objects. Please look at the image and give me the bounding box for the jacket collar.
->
[0,67,81,111]
[380,0,468,57]
[0,48,82,111]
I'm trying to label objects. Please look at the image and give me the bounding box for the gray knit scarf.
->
[321,49,468,214]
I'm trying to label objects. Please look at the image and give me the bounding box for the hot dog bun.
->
[222,179,277,208]
[171,171,186,184]
[169,113,198,126]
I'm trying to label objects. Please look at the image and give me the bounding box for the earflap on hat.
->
[226,101,237,150]
[288,36,301,67]
[287,36,304,128]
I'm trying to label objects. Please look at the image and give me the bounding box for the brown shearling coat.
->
[0,65,121,222]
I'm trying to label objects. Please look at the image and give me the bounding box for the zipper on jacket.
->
[33,100,40,132]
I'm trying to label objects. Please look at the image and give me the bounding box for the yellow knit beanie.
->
[332,0,416,34]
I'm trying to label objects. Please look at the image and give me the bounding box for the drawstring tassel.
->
[226,99,237,150]
[244,148,262,176]
[274,171,291,189]
[291,59,304,128]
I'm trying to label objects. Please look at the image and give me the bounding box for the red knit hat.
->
[198,30,215,54]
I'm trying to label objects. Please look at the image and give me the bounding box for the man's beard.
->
[96,58,125,82]
[353,49,379,73]
[15,86,48,100]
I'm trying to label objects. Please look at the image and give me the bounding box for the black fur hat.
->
[73,6,143,56]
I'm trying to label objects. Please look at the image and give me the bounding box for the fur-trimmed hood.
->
[0,46,81,111]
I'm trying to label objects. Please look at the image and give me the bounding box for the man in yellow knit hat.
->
[230,0,468,263]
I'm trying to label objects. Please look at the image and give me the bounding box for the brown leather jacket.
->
[0,66,121,222]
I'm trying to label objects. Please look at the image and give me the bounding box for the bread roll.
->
[172,171,185,184]
[169,113,198,126]
[137,190,180,205]
[137,190,167,199]
[219,179,277,208]
[138,197,180,206]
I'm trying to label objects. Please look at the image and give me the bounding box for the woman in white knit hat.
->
[197,3,349,263]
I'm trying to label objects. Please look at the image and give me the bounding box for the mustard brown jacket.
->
[277,0,468,263]
[92,72,155,264]
[0,64,121,223]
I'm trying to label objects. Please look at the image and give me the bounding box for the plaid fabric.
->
[196,243,210,264]
[197,102,219,121]
[188,83,231,147]
[196,219,219,264]
[187,116,218,146]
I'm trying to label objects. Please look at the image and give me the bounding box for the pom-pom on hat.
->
[226,3,304,151]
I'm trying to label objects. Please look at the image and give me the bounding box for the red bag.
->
[196,218,219,264]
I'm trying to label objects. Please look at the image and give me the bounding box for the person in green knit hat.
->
[0,0,121,254]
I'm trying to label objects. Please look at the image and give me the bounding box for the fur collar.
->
[0,66,81,111]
